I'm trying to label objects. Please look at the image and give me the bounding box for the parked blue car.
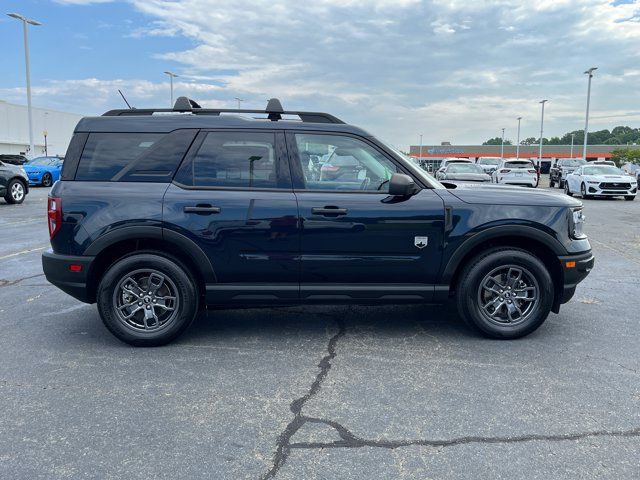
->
[23,156,64,187]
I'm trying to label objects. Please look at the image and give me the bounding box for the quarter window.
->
[294,134,399,192]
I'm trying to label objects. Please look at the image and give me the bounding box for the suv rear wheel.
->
[4,179,26,204]
[97,252,199,346]
[456,248,554,339]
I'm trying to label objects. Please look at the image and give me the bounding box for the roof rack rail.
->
[102,96,345,124]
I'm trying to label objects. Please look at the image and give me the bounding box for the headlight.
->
[587,181,599,184]
[570,207,586,239]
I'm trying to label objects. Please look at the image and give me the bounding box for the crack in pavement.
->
[259,310,640,478]
[0,274,45,287]
[289,416,640,450]
[261,314,346,479]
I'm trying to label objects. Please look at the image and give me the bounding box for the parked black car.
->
[0,160,29,204]
[0,154,29,166]
[42,97,594,346]
[550,158,587,188]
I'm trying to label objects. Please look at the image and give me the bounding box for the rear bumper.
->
[42,249,95,303]
[555,250,594,309]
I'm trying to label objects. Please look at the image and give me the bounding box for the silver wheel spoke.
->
[154,295,176,312]
[148,273,165,295]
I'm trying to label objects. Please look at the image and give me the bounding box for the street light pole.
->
[500,128,505,160]
[234,97,244,109]
[516,117,522,159]
[570,133,575,158]
[7,13,41,158]
[582,67,597,161]
[419,134,423,161]
[538,100,547,169]
[163,71,178,107]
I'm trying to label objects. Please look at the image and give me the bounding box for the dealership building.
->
[408,143,625,171]
[0,100,83,158]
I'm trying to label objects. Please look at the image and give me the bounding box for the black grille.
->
[599,182,630,190]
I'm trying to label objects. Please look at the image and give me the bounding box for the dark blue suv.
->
[42,98,594,346]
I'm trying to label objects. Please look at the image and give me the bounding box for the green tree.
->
[611,148,640,167]
[483,137,512,145]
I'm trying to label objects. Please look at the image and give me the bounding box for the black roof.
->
[76,96,372,136]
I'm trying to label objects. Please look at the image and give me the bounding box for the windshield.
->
[583,166,623,176]
[559,158,587,167]
[478,158,500,165]
[448,164,484,174]
[375,138,445,189]
[28,157,56,166]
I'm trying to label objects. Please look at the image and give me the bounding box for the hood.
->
[445,173,491,182]
[584,175,633,182]
[2,162,27,175]
[444,182,582,207]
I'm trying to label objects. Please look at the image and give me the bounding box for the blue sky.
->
[1,0,639,147]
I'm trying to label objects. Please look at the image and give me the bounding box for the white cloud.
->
[23,0,640,146]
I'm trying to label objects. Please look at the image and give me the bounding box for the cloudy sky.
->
[1,0,639,148]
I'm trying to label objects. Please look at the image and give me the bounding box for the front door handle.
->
[311,206,348,216]
[184,205,221,215]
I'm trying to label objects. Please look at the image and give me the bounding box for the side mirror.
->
[388,173,419,196]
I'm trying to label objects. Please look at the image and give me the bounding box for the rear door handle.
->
[311,206,348,216]
[184,205,221,215]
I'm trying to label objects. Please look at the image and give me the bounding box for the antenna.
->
[118,89,133,109]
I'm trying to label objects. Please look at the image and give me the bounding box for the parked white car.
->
[435,157,473,178]
[476,157,502,175]
[565,164,637,201]
[491,159,538,187]
[436,163,491,182]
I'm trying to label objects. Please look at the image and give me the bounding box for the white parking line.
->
[0,246,48,260]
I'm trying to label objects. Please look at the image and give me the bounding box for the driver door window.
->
[293,134,399,192]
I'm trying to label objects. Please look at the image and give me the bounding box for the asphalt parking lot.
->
[1,183,639,479]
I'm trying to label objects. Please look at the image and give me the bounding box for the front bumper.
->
[585,184,636,197]
[554,250,594,311]
[42,250,95,303]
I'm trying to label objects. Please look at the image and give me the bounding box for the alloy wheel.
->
[476,265,539,326]
[11,182,24,202]
[112,269,179,332]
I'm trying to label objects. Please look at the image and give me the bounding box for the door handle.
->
[311,206,348,216]
[184,205,221,215]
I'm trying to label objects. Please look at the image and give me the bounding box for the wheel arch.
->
[84,226,216,303]
[443,227,565,312]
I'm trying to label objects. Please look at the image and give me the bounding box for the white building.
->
[0,100,84,157]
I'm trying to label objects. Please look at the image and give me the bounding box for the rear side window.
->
[175,131,286,189]
[75,130,196,182]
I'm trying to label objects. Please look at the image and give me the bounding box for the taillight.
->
[500,169,511,173]
[528,169,537,174]
[48,196,62,239]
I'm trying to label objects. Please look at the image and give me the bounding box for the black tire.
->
[456,247,554,339]
[625,196,635,201]
[558,179,564,189]
[564,181,573,196]
[549,178,555,188]
[4,179,26,204]
[97,252,199,347]
[42,173,52,187]
[581,183,591,199]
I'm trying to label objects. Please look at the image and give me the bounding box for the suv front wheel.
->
[456,248,554,339]
[97,252,199,346]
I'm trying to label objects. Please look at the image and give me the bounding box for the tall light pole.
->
[164,71,178,107]
[570,133,575,158]
[234,97,244,109]
[582,67,597,161]
[500,128,505,160]
[538,100,547,169]
[419,134,423,161]
[7,13,42,158]
[516,117,522,159]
